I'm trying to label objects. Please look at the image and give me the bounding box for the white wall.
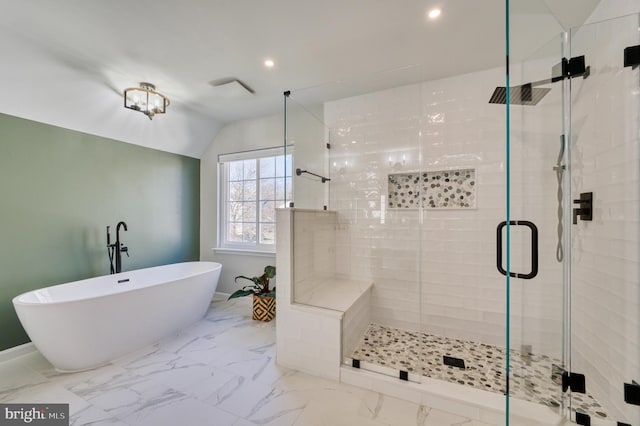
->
[586,0,639,23]
[200,113,282,294]
[200,106,324,294]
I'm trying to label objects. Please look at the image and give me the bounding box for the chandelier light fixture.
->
[123,82,170,120]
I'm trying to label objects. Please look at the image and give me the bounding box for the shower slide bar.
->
[295,168,331,183]
[496,220,539,279]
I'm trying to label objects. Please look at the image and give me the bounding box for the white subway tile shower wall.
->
[293,210,337,303]
[326,67,564,357]
[329,84,422,334]
[342,289,372,359]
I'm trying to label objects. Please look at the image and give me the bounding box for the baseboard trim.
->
[0,342,37,364]
[213,291,231,300]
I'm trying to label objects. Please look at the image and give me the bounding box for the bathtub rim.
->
[12,261,222,307]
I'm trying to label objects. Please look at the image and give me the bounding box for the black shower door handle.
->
[496,220,539,279]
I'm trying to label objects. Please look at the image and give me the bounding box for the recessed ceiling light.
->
[427,8,441,19]
[264,59,275,68]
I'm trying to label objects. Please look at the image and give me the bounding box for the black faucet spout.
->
[117,221,128,233]
[115,221,128,273]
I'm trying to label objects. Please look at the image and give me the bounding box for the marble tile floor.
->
[1,297,495,426]
[351,323,608,421]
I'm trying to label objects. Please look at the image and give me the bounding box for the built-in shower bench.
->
[275,208,373,381]
[278,276,372,381]
[294,277,371,312]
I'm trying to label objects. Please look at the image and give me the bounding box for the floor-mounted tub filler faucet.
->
[106,221,129,274]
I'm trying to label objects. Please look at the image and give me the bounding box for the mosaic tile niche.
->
[387,168,476,209]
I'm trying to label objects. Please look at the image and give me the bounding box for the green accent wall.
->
[0,113,200,351]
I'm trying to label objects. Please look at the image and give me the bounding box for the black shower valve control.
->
[573,192,593,224]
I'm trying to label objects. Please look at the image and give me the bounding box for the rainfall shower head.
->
[488,84,551,106]
[489,56,589,106]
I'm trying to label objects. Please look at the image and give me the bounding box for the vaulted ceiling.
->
[0,0,600,158]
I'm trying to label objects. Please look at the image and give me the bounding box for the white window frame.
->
[216,146,292,253]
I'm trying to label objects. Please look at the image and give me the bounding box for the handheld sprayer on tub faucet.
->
[106,221,129,274]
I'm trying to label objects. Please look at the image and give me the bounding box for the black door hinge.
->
[576,412,590,426]
[624,45,640,68]
[562,371,586,393]
[624,381,640,406]
[552,55,589,82]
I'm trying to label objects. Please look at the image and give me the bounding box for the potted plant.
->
[228,265,276,321]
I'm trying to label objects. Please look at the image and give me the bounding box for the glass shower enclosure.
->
[283,2,640,424]
[509,2,640,424]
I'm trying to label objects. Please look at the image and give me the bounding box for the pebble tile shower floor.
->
[351,323,609,420]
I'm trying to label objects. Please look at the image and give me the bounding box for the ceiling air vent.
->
[208,78,254,99]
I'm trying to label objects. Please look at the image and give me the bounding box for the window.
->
[218,147,292,252]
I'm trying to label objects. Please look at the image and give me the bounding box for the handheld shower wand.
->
[553,136,566,262]
[106,226,115,274]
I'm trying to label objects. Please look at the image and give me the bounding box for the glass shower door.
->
[505,30,568,424]
[507,6,640,425]
[566,13,640,425]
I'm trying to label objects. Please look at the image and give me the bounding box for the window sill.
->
[212,248,276,257]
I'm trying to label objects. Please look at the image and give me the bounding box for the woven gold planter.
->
[252,295,276,322]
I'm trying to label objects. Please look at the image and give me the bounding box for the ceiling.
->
[0,0,600,158]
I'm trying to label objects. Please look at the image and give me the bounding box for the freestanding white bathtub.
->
[12,261,222,372]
